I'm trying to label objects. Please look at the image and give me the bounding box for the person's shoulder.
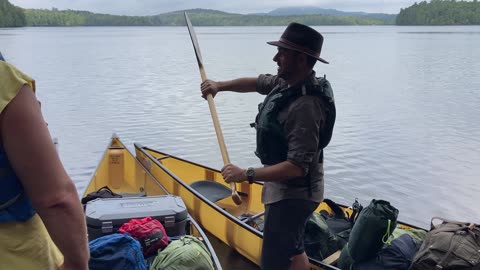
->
[288,95,324,115]
[310,74,330,86]
[0,60,11,74]
[257,74,287,94]
[309,74,334,102]
[0,62,35,114]
[0,62,33,83]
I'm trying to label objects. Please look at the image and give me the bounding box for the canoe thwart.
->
[190,180,233,202]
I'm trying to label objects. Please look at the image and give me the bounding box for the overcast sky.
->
[10,0,422,15]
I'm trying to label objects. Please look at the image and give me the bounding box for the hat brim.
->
[267,40,329,64]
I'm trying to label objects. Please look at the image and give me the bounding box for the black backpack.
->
[304,199,361,260]
[81,186,122,205]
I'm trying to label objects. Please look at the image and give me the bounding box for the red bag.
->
[119,216,168,256]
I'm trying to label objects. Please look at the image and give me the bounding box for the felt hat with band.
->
[267,22,329,64]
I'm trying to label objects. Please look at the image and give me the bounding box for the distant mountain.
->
[160,8,393,25]
[162,8,240,16]
[4,0,396,28]
[267,6,396,22]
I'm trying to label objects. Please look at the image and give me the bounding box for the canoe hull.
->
[83,136,223,270]
[135,144,343,270]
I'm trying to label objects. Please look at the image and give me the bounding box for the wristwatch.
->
[246,167,255,184]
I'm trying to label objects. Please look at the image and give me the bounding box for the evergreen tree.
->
[397,0,480,25]
[0,0,26,27]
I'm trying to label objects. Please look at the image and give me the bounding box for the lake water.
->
[1,26,479,231]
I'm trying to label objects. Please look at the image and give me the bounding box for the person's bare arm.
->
[0,86,89,270]
[200,77,257,99]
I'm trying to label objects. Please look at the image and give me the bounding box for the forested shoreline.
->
[397,0,480,25]
[0,0,26,27]
[1,0,480,27]
[4,8,390,27]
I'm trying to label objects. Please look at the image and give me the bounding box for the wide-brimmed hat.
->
[267,22,329,64]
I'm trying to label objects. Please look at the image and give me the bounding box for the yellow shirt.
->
[0,61,35,113]
[0,61,64,269]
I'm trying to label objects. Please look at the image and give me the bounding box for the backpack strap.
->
[430,217,471,230]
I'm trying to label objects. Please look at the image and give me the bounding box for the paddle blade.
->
[184,12,203,66]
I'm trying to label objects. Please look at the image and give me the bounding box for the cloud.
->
[10,0,419,15]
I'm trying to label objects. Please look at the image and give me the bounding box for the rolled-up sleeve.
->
[256,74,284,95]
[284,96,325,175]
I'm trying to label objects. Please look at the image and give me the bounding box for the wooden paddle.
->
[184,12,242,205]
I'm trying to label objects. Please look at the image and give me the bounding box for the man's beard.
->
[277,66,293,80]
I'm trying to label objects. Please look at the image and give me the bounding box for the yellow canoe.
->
[134,143,426,270]
[82,135,223,270]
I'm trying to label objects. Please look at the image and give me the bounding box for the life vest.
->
[0,146,36,223]
[0,55,36,222]
[254,76,335,166]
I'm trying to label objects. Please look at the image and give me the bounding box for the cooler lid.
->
[85,195,187,227]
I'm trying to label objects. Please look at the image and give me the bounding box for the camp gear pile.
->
[304,198,480,270]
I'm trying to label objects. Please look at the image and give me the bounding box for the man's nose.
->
[273,52,279,62]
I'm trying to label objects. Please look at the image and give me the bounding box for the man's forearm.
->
[253,161,305,182]
[37,189,89,269]
[218,77,257,93]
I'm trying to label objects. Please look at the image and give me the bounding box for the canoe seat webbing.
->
[190,180,231,202]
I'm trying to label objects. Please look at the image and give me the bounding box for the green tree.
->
[397,0,480,25]
[0,0,26,27]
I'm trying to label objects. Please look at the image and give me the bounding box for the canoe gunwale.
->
[134,143,264,238]
[134,144,346,270]
[188,212,224,268]
[84,137,223,270]
[138,145,425,231]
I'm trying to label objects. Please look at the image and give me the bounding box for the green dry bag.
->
[338,199,399,269]
[151,235,214,270]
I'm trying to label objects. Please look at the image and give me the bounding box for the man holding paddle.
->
[201,22,336,270]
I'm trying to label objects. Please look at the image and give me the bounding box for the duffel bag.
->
[355,234,420,270]
[119,216,169,257]
[89,233,147,270]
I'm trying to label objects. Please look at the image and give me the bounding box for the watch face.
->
[247,167,255,178]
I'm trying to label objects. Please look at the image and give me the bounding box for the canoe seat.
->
[322,250,341,265]
[190,180,231,202]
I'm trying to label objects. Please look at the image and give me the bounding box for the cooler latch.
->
[101,221,113,233]
[165,216,175,227]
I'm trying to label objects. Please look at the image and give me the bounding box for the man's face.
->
[273,47,299,80]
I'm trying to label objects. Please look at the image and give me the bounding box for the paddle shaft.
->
[198,64,231,165]
[198,65,241,201]
[184,12,241,205]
